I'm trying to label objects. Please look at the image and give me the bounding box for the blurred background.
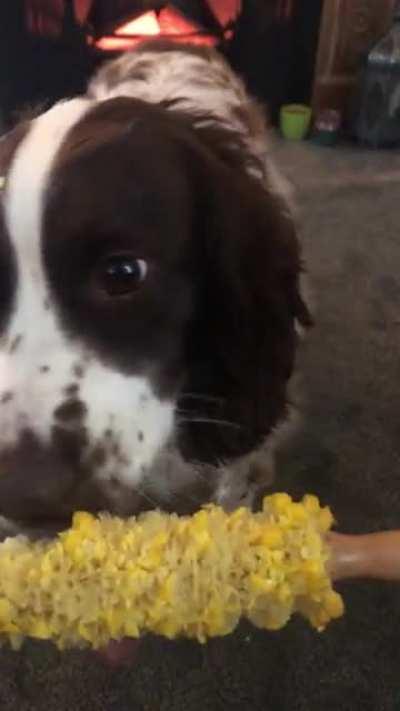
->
[1,1,398,145]
[0,1,324,129]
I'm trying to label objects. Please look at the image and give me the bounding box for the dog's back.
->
[88,39,293,199]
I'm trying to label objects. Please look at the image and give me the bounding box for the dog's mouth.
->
[0,450,220,541]
[0,473,149,540]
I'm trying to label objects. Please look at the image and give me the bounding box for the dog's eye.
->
[96,255,147,297]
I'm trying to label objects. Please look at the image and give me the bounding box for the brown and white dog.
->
[0,40,311,538]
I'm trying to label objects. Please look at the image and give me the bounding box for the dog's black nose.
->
[0,427,85,523]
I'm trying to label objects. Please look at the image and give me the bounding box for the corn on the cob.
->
[0,493,344,649]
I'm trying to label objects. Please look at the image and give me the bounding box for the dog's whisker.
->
[168,486,210,508]
[136,487,160,509]
[177,416,242,430]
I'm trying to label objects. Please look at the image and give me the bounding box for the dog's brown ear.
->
[179,150,312,464]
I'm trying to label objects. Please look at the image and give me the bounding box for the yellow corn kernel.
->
[260,526,284,549]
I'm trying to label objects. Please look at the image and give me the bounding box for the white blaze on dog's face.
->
[0,97,211,525]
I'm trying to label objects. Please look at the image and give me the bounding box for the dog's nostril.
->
[54,399,87,422]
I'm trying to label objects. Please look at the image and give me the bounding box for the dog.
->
[0,40,311,539]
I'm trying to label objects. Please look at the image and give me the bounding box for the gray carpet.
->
[1,180,400,710]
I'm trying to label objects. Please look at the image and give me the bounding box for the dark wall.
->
[225,0,292,122]
[0,2,28,127]
[0,1,98,129]
[226,0,323,123]
[288,0,323,105]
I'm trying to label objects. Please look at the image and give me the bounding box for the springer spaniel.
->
[0,40,311,538]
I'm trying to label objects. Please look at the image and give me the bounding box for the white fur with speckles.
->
[0,97,175,492]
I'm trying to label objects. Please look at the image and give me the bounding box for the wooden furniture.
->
[312,0,396,115]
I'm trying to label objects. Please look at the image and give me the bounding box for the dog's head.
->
[0,96,311,532]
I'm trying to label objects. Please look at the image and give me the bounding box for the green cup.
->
[280,104,312,141]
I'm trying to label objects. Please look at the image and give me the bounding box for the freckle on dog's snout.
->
[0,391,13,404]
[9,334,23,354]
[111,442,120,457]
[87,445,107,469]
[64,383,79,397]
[72,363,85,380]
[54,399,87,422]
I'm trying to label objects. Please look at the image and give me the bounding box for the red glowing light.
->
[95,36,144,52]
[157,7,198,35]
[95,5,218,51]
[115,11,160,37]
[208,0,241,26]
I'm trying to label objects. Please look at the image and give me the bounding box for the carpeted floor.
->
[1,156,400,710]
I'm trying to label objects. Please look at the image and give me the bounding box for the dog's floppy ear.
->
[179,142,312,464]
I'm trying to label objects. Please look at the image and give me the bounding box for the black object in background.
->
[0,0,98,130]
[288,0,323,107]
[351,0,400,147]
[226,0,323,124]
